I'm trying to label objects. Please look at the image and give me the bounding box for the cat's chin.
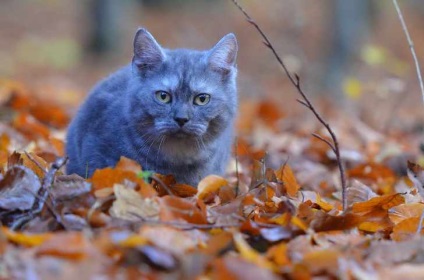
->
[171,130,201,139]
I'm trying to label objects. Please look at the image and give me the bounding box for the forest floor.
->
[2,1,424,279]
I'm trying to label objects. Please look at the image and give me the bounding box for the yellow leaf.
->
[361,44,386,66]
[118,235,148,248]
[233,232,277,271]
[2,227,52,247]
[291,216,309,231]
[343,77,362,100]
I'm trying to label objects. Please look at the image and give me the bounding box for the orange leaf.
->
[29,103,70,129]
[389,203,424,225]
[13,113,50,140]
[197,175,228,200]
[257,100,284,129]
[21,152,48,179]
[348,162,395,182]
[90,157,156,198]
[275,164,300,197]
[302,249,341,275]
[159,196,207,224]
[171,184,198,197]
[391,217,423,241]
[352,193,405,213]
[36,232,91,260]
[267,242,290,266]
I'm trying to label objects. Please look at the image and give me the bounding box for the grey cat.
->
[66,28,238,186]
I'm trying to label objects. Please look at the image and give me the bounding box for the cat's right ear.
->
[133,28,165,71]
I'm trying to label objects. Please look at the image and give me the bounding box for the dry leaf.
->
[109,184,159,221]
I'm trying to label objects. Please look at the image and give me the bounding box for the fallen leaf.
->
[389,203,424,225]
[275,164,300,197]
[159,196,207,224]
[36,232,93,260]
[0,165,41,211]
[197,175,229,200]
[2,227,52,247]
[233,232,276,271]
[109,184,159,222]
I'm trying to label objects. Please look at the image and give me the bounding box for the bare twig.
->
[11,157,68,230]
[417,210,424,235]
[234,137,240,196]
[136,219,241,230]
[231,0,348,210]
[392,0,424,104]
[312,133,337,153]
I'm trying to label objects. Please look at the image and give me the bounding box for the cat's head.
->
[129,28,238,145]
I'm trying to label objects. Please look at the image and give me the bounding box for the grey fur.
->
[66,28,238,186]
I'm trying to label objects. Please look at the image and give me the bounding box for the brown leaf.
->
[211,255,280,280]
[0,165,41,211]
[159,196,207,224]
[36,232,93,260]
[110,184,159,222]
[50,174,91,201]
[348,162,395,182]
[407,161,424,199]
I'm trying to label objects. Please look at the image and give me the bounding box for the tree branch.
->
[230,0,348,211]
[392,0,424,105]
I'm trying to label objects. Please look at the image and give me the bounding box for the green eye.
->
[155,91,172,103]
[194,94,211,106]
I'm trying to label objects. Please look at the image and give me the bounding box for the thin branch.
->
[234,137,240,197]
[417,209,424,235]
[136,219,241,230]
[231,0,348,211]
[392,0,424,104]
[312,133,337,153]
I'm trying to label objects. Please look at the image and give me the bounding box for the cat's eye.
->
[155,91,172,104]
[193,94,211,106]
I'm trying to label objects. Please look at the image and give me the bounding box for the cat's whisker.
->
[145,135,160,169]
[156,135,166,163]
[194,138,201,152]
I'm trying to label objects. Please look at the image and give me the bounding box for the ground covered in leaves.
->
[1,80,424,279]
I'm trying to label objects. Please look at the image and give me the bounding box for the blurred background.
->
[1,0,424,128]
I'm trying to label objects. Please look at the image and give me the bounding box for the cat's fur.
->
[66,28,238,186]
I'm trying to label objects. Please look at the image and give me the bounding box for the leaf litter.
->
[1,80,424,279]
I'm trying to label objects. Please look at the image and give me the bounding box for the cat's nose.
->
[174,117,189,127]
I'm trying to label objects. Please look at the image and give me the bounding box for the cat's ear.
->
[133,28,165,71]
[208,33,238,74]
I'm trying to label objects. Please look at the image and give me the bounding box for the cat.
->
[66,28,238,186]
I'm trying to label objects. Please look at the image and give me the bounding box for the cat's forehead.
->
[161,49,218,92]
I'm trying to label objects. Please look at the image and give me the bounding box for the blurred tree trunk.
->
[323,0,375,102]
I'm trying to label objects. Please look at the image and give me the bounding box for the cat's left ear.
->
[208,33,238,74]
[133,28,166,71]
